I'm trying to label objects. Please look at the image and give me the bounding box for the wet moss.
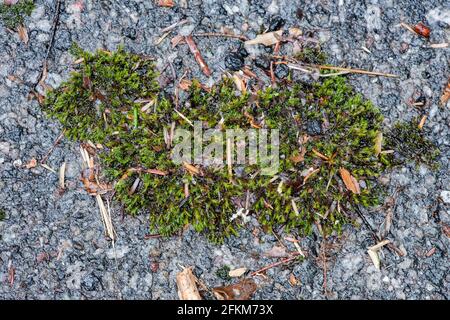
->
[0,0,34,30]
[43,46,439,243]
[0,209,5,221]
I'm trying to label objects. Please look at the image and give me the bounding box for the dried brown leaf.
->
[440,79,450,106]
[212,279,257,300]
[339,168,360,194]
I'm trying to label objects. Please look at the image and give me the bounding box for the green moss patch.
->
[385,118,440,168]
[0,0,34,30]
[43,46,439,243]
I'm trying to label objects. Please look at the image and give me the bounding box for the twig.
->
[193,32,248,41]
[312,64,398,78]
[185,35,212,77]
[250,253,299,276]
[161,19,189,33]
[33,0,62,91]
[144,233,163,239]
[354,205,404,256]
[40,132,64,164]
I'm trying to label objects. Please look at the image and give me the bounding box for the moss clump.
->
[0,0,34,30]
[0,209,5,221]
[385,118,440,168]
[42,46,438,243]
[216,266,231,281]
[295,46,327,65]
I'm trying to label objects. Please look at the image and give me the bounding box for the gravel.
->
[0,0,449,300]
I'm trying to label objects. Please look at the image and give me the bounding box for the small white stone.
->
[440,190,450,204]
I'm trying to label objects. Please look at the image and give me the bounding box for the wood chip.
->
[429,43,449,49]
[246,30,282,46]
[425,247,436,257]
[59,162,66,189]
[339,168,361,194]
[245,28,302,46]
[17,25,28,44]
[367,249,380,270]
[171,34,185,48]
[176,267,202,300]
[418,115,427,129]
[413,22,431,38]
[212,279,257,300]
[25,158,37,169]
[233,72,246,93]
[289,274,298,286]
[229,267,247,277]
[440,79,450,106]
[157,0,174,7]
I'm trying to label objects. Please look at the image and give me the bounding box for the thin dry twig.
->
[33,0,62,91]
[313,64,398,78]
[185,35,212,77]
[193,32,248,41]
[250,253,299,276]
[40,132,64,164]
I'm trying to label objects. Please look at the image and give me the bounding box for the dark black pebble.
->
[274,64,289,79]
[268,15,285,31]
[225,52,245,71]
[124,27,137,40]
[255,56,271,70]
[306,119,322,136]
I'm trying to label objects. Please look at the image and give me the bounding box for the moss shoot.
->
[43,46,439,243]
[0,0,34,30]
[385,118,440,168]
